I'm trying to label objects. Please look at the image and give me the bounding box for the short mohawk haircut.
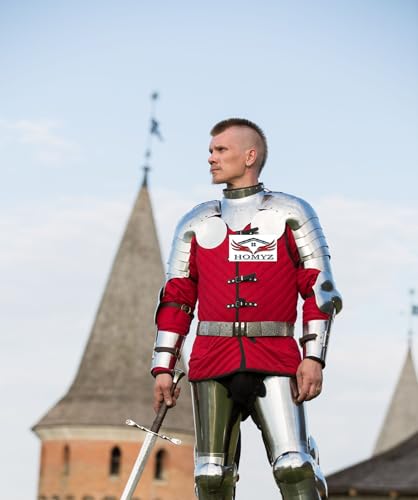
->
[210,118,268,171]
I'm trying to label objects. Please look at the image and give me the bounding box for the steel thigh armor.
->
[191,380,241,499]
[253,376,327,499]
[192,377,326,500]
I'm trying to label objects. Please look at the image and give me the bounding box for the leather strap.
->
[158,301,194,317]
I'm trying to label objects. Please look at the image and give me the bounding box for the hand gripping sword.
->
[120,369,185,500]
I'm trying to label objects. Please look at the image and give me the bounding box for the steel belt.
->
[197,321,294,338]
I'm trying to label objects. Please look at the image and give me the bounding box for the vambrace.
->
[299,316,334,367]
[151,330,185,375]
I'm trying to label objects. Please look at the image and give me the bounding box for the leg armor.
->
[252,376,327,500]
[191,380,241,500]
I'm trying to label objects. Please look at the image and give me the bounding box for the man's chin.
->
[211,176,225,185]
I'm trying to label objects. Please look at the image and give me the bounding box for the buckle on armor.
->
[236,298,246,308]
[180,304,192,315]
[233,322,247,336]
[226,298,258,309]
[227,273,257,284]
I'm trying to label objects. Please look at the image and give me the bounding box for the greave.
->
[252,377,327,500]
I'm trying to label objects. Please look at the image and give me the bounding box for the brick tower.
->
[33,173,195,500]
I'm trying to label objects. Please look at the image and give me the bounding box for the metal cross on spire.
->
[141,91,163,187]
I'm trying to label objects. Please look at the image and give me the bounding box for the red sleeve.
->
[285,225,330,323]
[156,237,198,335]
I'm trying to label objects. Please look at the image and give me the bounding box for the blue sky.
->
[1,1,418,498]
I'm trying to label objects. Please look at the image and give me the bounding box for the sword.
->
[120,369,185,500]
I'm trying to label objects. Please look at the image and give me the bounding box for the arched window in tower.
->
[63,444,70,475]
[154,449,167,480]
[110,446,121,475]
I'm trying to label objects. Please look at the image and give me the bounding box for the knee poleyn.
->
[273,452,316,484]
[195,462,237,494]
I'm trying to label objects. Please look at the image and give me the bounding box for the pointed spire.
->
[373,346,418,455]
[142,165,150,188]
[34,92,193,435]
[33,180,194,434]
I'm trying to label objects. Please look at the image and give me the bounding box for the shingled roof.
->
[33,175,194,434]
[327,432,418,496]
[373,346,418,455]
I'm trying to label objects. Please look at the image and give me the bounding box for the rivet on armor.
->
[321,280,334,292]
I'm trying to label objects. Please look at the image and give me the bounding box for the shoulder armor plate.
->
[254,192,342,314]
[251,191,319,239]
[167,200,227,280]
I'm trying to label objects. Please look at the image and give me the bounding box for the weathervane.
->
[408,288,418,348]
[141,91,163,186]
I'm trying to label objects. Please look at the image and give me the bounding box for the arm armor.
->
[299,316,334,367]
[256,192,342,367]
[151,330,185,374]
[259,192,342,315]
[152,202,225,373]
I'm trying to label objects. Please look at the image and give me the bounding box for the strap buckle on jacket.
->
[157,301,194,318]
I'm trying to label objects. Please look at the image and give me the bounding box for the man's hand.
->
[153,373,181,413]
[294,358,323,404]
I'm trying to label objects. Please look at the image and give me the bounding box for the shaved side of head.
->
[210,118,268,172]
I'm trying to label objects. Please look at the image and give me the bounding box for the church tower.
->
[32,172,195,500]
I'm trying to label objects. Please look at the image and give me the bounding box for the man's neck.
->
[225,177,259,190]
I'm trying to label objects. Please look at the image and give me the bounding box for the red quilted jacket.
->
[155,224,329,381]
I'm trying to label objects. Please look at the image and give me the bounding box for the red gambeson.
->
[155,224,329,381]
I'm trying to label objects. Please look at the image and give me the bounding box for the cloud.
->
[0,119,80,167]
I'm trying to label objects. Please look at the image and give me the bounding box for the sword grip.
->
[151,369,185,433]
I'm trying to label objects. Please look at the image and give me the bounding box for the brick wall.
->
[37,438,195,500]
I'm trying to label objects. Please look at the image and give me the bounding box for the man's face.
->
[208,127,250,186]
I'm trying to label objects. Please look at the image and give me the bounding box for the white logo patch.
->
[228,234,277,262]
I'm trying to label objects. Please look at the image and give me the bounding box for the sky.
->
[1,1,418,498]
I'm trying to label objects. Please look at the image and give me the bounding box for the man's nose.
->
[208,153,215,165]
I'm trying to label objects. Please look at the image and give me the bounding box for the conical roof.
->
[373,346,418,455]
[34,176,194,434]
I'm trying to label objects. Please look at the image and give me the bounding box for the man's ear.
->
[245,147,257,167]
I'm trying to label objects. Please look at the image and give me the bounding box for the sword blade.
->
[120,432,157,500]
[120,369,185,500]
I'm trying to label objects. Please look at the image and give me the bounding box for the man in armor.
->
[151,118,342,499]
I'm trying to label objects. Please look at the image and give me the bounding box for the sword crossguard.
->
[125,419,181,445]
[124,369,185,445]
[171,368,185,385]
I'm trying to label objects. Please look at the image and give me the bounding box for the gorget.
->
[221,184,265,232]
